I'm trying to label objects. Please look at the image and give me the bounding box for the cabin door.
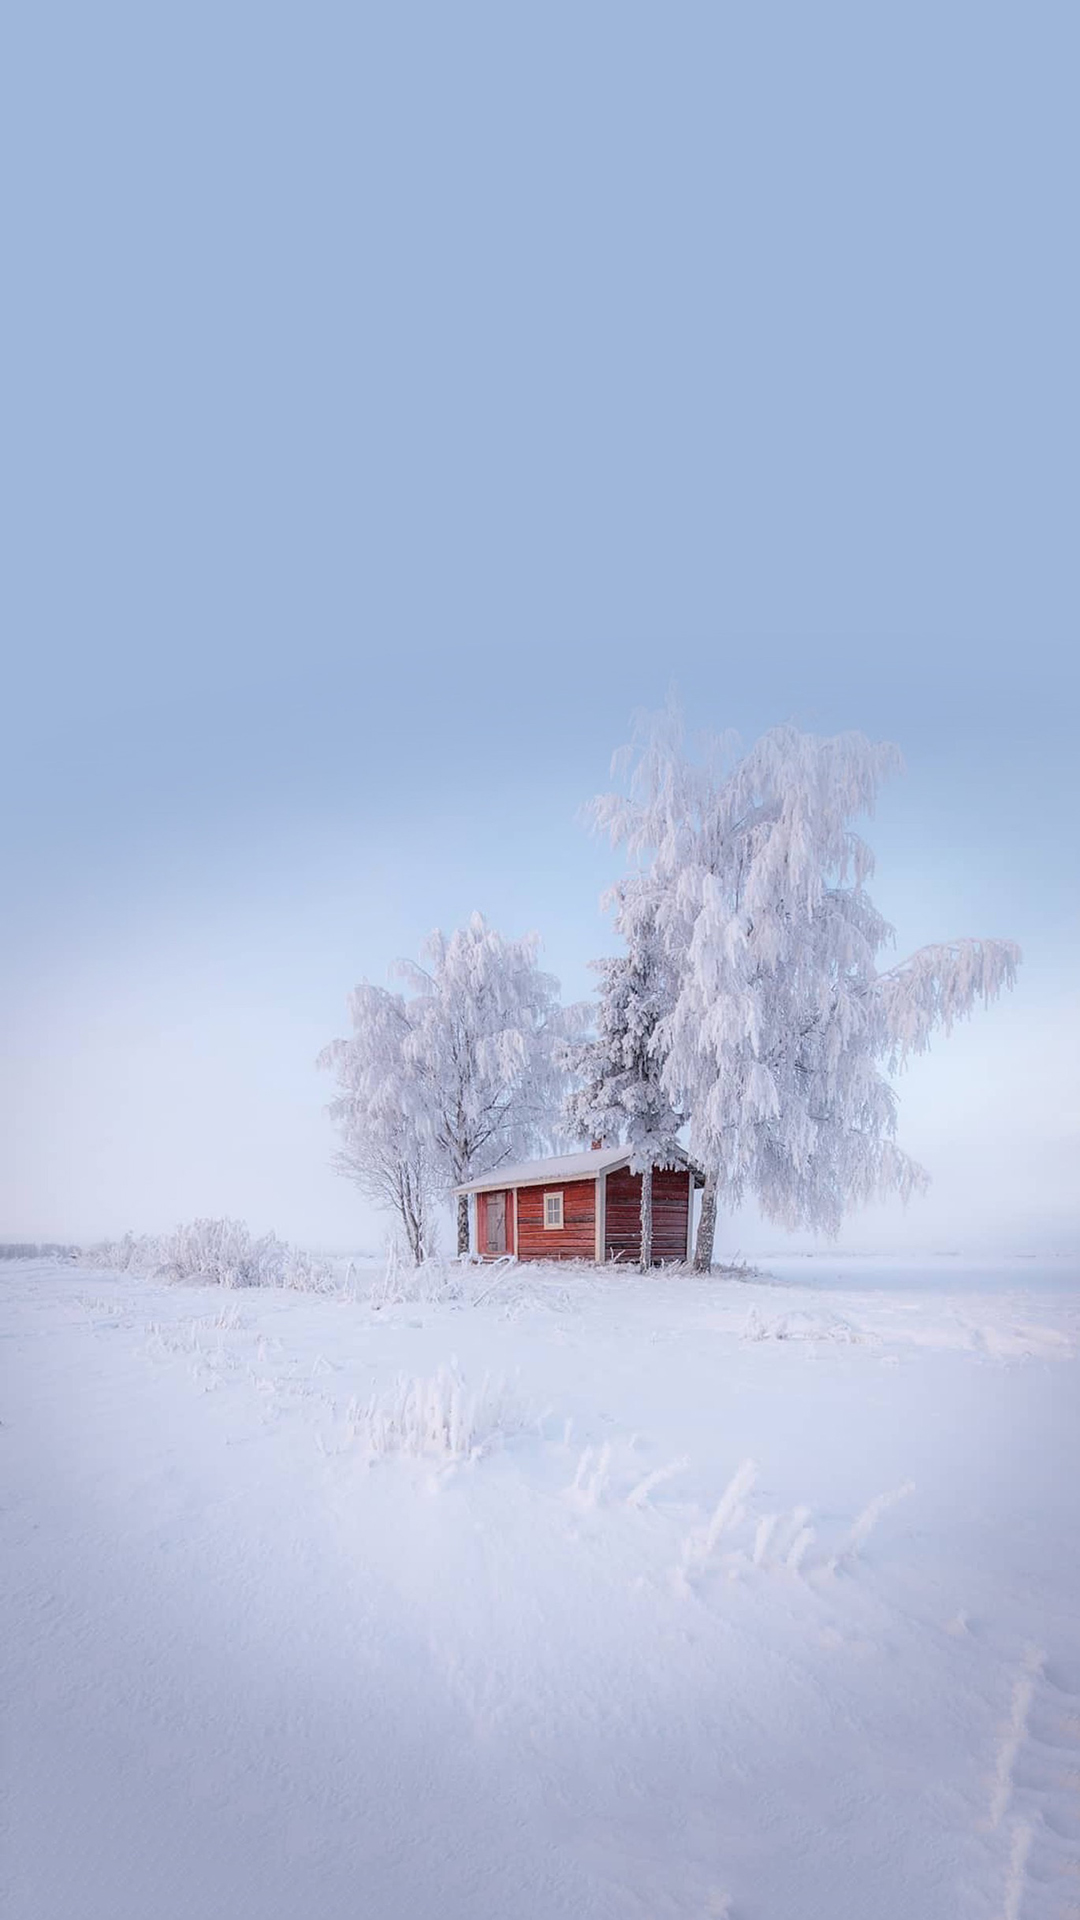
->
[485,1190,507,1255]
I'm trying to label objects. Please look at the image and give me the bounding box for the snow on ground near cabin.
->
[3,1256,1079,1919]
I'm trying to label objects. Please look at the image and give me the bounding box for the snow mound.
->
[742,1305,863,1343]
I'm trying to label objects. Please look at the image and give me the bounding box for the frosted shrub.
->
[156,1219,338,1290]
[79,1219,336,1292]
[81,1231,160,1273]
[367,1247,465,1310]
[153,1218,278,1287]
[276,1246,340,1295]
[351,1364,521,1461]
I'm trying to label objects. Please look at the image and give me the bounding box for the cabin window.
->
[544,1190,564,1230]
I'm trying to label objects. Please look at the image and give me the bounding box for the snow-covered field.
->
[4,1254,1079,1919]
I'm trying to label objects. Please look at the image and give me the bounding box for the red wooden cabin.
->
[456,1145,703,1265]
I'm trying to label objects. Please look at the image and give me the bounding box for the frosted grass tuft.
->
[350,1363,523,1462]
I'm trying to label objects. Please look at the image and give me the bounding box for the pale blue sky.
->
[2,5,1076,1252]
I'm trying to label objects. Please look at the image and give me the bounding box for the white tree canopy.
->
[565,891,683,1168]
[594,706,1020,1241]
[318,985,436,1264]
[322,913,582,1254]
[397,914,576,1193]
[564,891,686,1269]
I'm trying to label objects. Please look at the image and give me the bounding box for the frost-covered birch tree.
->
[322,914,580,1256]
[594,706,1020,1269]
[317,986,436,1264]
[398,914,580,1252]
[564,892,684,1270]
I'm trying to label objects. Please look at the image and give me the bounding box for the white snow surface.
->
[4,1253,1079,1919]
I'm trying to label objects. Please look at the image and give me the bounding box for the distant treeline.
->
[0,1243,79,1261]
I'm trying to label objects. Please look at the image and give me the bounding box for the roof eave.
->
[454,1147,706,1195]
[454,1157,631,1197]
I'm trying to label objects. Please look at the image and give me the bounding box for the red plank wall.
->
[604,1167,691,1264]
[516,1180,597,1261]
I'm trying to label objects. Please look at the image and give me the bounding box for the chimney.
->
[590,1138,604,1151]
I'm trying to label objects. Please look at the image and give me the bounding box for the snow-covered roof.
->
[454,1146,704,1194]
[454,1148,630,1194]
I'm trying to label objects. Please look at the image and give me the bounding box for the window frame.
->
[543,1189,565,1231]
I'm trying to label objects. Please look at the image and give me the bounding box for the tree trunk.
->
[404,1201,424,1266]
[693,1169,718,1272]
[638,1162,654,1273]
[398,1170,425,1266]
[456,1191,470,1257]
